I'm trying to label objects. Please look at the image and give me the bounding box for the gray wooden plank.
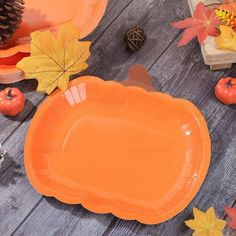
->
[2,0,191,235]
[85,0,135,42]
[102,34,236,236]
[13,198,114,236]
[80,0,189,82]
[0,120,42,235]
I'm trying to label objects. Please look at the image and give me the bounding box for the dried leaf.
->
[171,2,220,46]
[17,24,91,94]
[225,207,236,229]
[215,25,236,51]
[185,207,226,236]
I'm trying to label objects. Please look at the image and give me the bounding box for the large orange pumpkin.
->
[215,77,236,105]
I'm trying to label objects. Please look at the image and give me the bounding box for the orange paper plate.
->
[0,0,108,83]
[25,76,211,224]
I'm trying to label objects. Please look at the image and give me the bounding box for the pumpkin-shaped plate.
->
[25,76,211,224]
[0,0,108,84]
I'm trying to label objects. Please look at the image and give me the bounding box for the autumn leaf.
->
[216,25,236,51]
[171,2,220,46]
[225,207,236,229]
[185,207,226,236]
[17,24,91,94]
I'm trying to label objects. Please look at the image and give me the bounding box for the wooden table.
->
[0,0,235,235]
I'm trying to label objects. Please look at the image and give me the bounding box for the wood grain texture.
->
[79,0,189,83]
[0,120,41,235]
[0,0,235,235]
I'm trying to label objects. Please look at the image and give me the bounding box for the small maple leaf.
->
[185,207,226,236]
[17,24,91,94]
[216,25,236,51]
[225,207,236,229]
[171,2,220,46]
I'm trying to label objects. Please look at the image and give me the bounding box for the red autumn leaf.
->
[225,207,236,229]
[171,2,220,46]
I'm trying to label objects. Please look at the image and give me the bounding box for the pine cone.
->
[0,0,25,47]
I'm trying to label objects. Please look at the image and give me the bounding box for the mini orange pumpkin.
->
[215,77,236,105]
[0,87,25,116]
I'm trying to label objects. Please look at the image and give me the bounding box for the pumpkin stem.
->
[6,89,15,100]
[226,79,234,87]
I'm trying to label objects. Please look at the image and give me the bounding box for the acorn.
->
[0,0,25,47]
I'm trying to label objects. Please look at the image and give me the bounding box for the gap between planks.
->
[10,198,44,236]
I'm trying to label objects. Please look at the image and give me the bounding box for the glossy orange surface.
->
[0,0,108,83]
[25,76,211,224]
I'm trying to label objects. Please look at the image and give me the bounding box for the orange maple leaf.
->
[172,2,220,46]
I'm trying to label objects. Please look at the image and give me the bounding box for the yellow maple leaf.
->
[17,24,91,94]
[185,207,226,236]
[215,25,236,51]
